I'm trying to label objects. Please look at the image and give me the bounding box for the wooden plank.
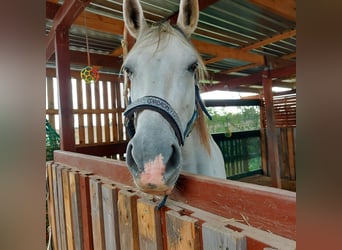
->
[249,0,296,21]
[115,81,124,141]
[102,81,111,143]
[47,162,58,250]
[287,128,296,180]
[165,210,200,250]
[118,190,139,250]
[137,198,163,250]
[46,76,55,125]
[111,81,119,142]
[94,82,102,143]
[51,163,62,249]
[76,78,86,144]
[192,39,264,65]
[242,30,296,52]
[56,165,68,249]
[62,167,75,250]
[79,173,94,250]
[69,170,84,250]
[85,83,94,143]
[202,222,246,250]
[168,199,295,250]
[89,176,105,250]
[102,183,121,250]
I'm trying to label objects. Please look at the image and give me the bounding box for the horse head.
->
[122,0,209,195]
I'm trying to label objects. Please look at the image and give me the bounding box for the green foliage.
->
[206,106,260,134]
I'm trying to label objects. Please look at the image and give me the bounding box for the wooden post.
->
[55,27,75,151]
[262,68,282,188]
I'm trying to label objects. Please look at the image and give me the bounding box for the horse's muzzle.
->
[126,137,181,194]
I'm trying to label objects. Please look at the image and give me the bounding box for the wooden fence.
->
[47,150,296,250]
[212,131,261,178]
[46,69,127,159]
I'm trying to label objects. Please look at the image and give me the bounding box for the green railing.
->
[212,130,262,179]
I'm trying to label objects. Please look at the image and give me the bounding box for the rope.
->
[83,12,91,66]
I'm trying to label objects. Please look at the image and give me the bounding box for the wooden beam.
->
[203,63,296,91]
[282,52,296,60]
[205,57,223,65]
[241,29,296,52]
[220,63,259,74]
[54,28,75,151]
[192,40,265,65]
[248,0,296,21]
[262,68,282,188]
[46,0,92,61]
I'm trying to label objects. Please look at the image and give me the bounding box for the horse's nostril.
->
[166,144,181,171]
[126,143,139,173]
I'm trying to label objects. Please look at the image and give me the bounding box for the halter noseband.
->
[123,85,211,147]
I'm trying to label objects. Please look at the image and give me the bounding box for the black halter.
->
[123,84,211,147]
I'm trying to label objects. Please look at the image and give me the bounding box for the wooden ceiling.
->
[46,0,296,93]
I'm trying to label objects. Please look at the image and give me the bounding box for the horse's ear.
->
[123,0,147,38]
[176,0,199,38]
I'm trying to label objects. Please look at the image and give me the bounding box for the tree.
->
[206,106,260,134]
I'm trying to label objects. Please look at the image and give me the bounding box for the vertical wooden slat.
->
[115,81,124,141]
[46,76,55,125]
[118,190,139,250]
[56,165,68,249]
[51,164,62,249]
[102,81,110,143]
[111,81,118,142]
[137,198,163,250]
[165,210,200,250]
[62,167,75,250]
[202,223,247,250]
[94,82,102,143]
[287,128,296,180]
[76,78,85,144]
[47,163,58,250]
[89,177,105,250]
[79,173,94,250]
[102,183,121,250]
[86,83,94,143]
[69,170,84,250]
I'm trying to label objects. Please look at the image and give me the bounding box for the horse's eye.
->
[123,66,133,78]
[188,62,198,73]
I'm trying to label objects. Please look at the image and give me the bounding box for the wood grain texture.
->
[202,222,246,250]
[102,183,121,250]
[62,167,75,250]
[69,170,84,250]
[137,198,162,250]
[165,210,200,250]
[89,176,105,250]
[118,190,139,250]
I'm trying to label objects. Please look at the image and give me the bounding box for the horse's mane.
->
[129,21,212,154]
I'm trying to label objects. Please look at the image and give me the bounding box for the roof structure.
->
[46,0,296,93]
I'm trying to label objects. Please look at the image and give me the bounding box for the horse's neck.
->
[181,126,226,178]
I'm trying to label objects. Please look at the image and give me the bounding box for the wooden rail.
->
[47,150,296,249]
